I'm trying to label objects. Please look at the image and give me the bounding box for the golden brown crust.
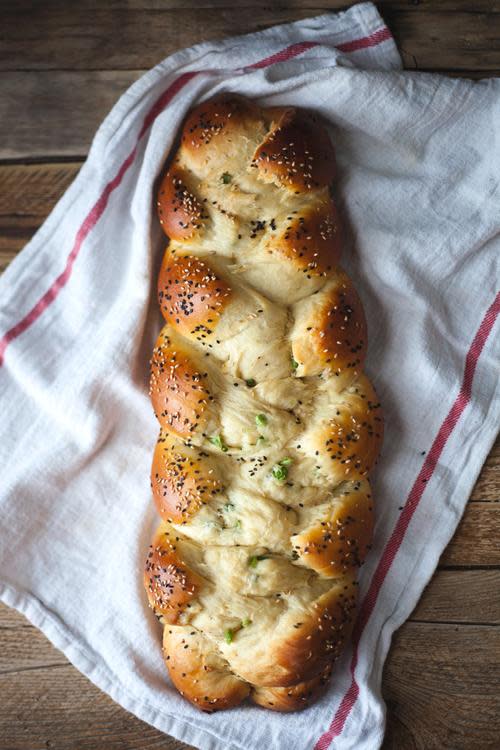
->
[157,251,232,338]
[149,327,214,437]
[230,579,357,688]
[251,663,332,711]
[252,108,336,192]
[163,626,250,712]
[180,95,262,162]
[272,580,357,686]
[299,375,383,483]
[151,430,223,523]
[292,270,367,382]
[267,199,342,277]
[157,165,207,242]
[292,481,374,577]
[144,528,203,624]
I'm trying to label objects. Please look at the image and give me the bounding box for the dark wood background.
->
[0,2,499,748]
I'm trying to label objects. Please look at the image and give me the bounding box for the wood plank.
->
[440,501,500,567]
[0,163,81,216]
[0,608,22,629]
[0,664,192,750]
[470,435,500,501]
[0,625,67,674]
[0,71,141,160]
[382,622,500,750]
[411,569,500,623]
[0,604,30,629]
[0,4,499,73]
[382,8,500,73]
[445,69,500,79]
[0,162,82,270]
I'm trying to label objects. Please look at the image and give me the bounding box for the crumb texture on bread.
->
[145,95,383,712]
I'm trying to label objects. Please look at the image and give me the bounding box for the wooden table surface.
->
[1,2,499,748]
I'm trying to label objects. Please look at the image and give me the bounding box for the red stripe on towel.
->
[247,41,318,69]
[314,290,500,749]
[337,27,392,53]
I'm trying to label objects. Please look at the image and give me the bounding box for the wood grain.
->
[0,163,81,217]
[470,435,500,500]
[0,664,192,750]
[1,3,499,73]
[412,569,500,623]
[0,71,141,160]
[0,163,82,270]
[383,623,500,750]
[0,627,67,675]
[440,501,500,567]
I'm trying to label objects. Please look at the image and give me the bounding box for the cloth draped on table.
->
[0,3,499,749]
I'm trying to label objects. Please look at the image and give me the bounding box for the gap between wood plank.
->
[438,563,500,570]
[0,156,86,167]
[408,619,500,627]
[0,625,35,631]
[0,663,69,676]
[5,67,500,75]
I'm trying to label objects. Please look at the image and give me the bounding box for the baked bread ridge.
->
[144,95,383,713]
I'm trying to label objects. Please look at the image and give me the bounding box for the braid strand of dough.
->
[144,96,383,712]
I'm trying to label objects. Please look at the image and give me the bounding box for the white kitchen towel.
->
[0,3,499,749]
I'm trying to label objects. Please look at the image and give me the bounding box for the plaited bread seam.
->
[145,95,383,712]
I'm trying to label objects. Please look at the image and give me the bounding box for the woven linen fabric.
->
[0,3,499,749]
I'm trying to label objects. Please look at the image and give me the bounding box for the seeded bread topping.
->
[144,95,383,712]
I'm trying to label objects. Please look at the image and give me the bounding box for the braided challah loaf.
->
[144,95,383,712]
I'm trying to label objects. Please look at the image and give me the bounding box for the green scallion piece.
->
[255,413,268,427]
[271,464,287,481]
[221,172,232,184]
[209,434,228,452]
[271,457,293,482]
[224,629,234,644]
[245,378,257,388]
[248,554,269,567]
